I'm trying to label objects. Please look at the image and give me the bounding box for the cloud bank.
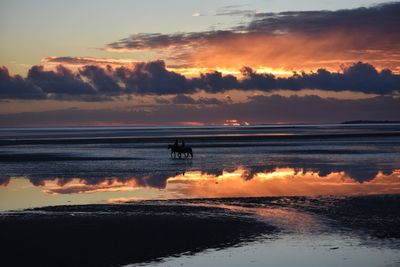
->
[1,61,399,101]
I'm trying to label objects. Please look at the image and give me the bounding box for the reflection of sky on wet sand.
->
[137,233,400,267]
[1,168,399,211]
[0,179,173,211]
[167,168,400,198]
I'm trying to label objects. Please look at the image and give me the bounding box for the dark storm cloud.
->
[79,65,121,94]
[0,66,46,99]
[242,62,400,94]
[174,62,400,94]
[1,65,123,101]
[1,61,400,100]
[27,65,96,95]
[190,71,239,93]
[114,60,190,95]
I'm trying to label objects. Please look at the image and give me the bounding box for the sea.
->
[0,124,399,266]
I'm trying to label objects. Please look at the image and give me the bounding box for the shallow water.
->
[132,199,400,267]
[0,124,400,266]
[137,233,400,267]
[1,124,400,211]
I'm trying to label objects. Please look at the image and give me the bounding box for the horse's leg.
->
[179,152,182,159]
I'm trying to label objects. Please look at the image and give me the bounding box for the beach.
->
[0,124,400,266]
[1,195,399,267]
[2,0,400,266]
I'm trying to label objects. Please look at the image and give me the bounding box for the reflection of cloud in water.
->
[28,168,400,197]
[43,179,141,195]
[167,168,400,198]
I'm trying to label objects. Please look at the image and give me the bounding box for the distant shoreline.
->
[1,121,400,129]
[341,120,400,124]
[1,131,399,146]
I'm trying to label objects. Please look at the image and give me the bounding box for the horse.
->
[167,144,193,159]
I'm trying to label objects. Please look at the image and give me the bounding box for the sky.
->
[0,0,399,126]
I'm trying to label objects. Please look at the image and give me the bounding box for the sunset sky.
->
[0,0,399,126]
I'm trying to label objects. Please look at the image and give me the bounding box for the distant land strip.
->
[1,132,400,146]
[341,120,400,124]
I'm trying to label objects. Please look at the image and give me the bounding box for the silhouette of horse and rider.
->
[168,140,193,159]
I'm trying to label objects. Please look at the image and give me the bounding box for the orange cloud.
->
[106,3,400,75]
[184,32,400,74]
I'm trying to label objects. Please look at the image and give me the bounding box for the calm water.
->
[0,124,400,210]
[1,124,400,266]
[137,233,400,267]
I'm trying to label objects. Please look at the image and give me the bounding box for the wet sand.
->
[1,196,399,267]
[177,195,400,240]
[137,195,400,267]
[0,204,275,267]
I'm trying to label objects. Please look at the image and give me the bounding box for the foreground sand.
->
[0,204,275,267]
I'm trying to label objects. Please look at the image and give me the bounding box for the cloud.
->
[241,62,400,94]
[43,56,138,66]
[1,61,399,101]
[246,3,399,34]
[166,94,225,105]
[106,30,232,55]
[233,94,400,124]
[215,5,257,17]
[106,3,400,72]
[190,71,239,93]
[114,60,190,95]
[79,65,121,95]
[1,94,399,126]
[0,66,46,100]
[171,94,196,104]
[25,65,109,101]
